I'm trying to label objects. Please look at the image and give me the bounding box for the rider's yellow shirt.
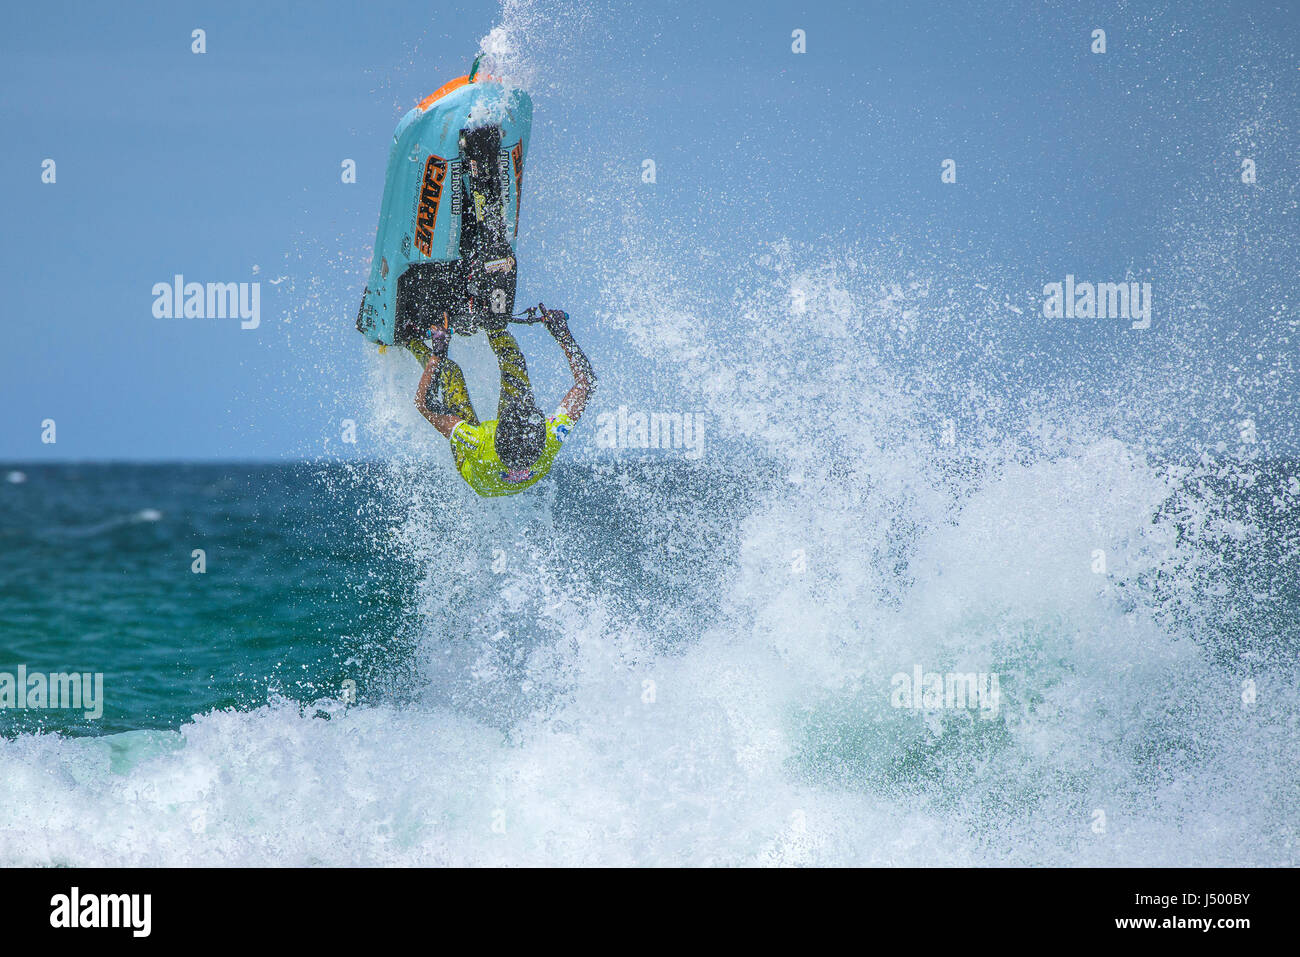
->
[449,412,574,497]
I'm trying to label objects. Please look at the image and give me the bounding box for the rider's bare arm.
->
[414,352,463,438]
[545,310,597,423]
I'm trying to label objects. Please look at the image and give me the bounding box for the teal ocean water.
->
[0,464,412,736]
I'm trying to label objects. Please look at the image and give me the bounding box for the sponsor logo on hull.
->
[414,154,449,257]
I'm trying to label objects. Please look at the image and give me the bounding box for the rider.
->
[411,306,596,496]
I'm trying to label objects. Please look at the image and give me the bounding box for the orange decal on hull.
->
[416,71,499,112]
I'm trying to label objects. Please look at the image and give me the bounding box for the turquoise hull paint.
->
[357,81,533,345]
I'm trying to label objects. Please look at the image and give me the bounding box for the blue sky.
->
[1,0,1295,460]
